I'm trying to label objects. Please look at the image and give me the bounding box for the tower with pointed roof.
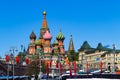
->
[43,30,52,53]
[30,31,36,43]
[40,11,49,38]
[28,31,36,55]
[96,43,103,51]
[35,39,42,49]
[56,30,65,54]
[53,40,59,54]
[68,35,75,54]
[79,41,91,51]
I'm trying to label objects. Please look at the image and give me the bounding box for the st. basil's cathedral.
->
[27,11,75,67]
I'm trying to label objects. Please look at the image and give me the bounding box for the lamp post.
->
[57,47,61,80]
[113,44,115,73]
[59,54,61,77]
[81,53,83,70]
[10,47,18,80]
[57,53,61,80]
[5,54,10,80]
[7,63,9,80]
[21,45,23,52]
[20,45,24,64]
[39,51,42,80]
[36,48,43,80]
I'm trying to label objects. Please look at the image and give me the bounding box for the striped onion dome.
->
[56,30,65,40]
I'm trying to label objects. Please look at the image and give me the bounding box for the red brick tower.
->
[56,30,65,54]
[28,31,36,55]
[43,30,52,53]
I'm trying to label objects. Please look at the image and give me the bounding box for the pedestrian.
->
[115,66,118,72]
[108,66,111,72]
[34,75,38,80]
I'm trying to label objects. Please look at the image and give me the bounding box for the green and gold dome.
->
[56,30,65,40]
[35,39,41,45]
[53,40,58,45]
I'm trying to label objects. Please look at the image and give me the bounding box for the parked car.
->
[41,74,47,79]
[66,70,74,74]
[89,69,106,74]
[78,69,86,74]
[90,69,101,74]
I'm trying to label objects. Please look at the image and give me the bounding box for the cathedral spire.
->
[42,11,48,28]
[68,35,75,53]
[40,11,49,38]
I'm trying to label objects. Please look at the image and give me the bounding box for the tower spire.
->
[68,35,75,53]
[42,11,48,28]
[40,11,49,38]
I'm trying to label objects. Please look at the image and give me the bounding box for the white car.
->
[66,70,74,74]
[90,69,101,74]
[79,69,85,72]
[103,70,110,73]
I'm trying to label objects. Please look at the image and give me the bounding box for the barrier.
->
[61,74,120,80]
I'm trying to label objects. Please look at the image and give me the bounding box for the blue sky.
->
[0,0,120,58]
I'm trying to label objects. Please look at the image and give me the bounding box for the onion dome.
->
[30,31,36,39]
[35,39,41,45]
[53,40,58,45]
[56,30,65,40]
[43,30,52,39]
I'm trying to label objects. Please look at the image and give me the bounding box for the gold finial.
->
[43,11,46,15]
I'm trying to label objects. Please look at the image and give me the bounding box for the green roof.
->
[102,48,112,51]
[85,48,96,54]
[53,40,58,45]
[35,39,41,45]
[79,41,91,51]
[28,43,35,46]
[116,50,120,53]
[96,43,103,51]
[56,31,65,40]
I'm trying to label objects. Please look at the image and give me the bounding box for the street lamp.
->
[10,47,18,80]
[113,44,115,73]
[81,53,83,70]
[36,48,43,80]
[21,45,23,52]
[57,47,61,80]
[39,49,42,80]
[20,45,24,63]
[5,54,10,80]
